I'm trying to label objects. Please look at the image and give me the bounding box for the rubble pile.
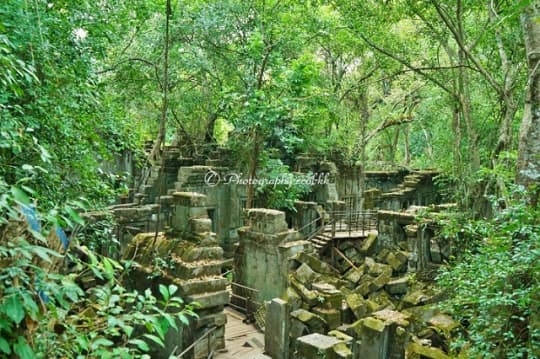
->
[281,235,456,359]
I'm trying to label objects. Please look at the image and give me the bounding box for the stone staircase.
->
[309,232,333,251]
[379,170,439,210]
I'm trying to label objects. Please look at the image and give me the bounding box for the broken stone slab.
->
[344,264,367,284]
[296,333,341,359]
[427,313,459,334]
[290,276,319,307]
[366,260,392,277]
[333,342,352,358]
[328,330,353,343]
[291,309,328,333]
[294,263,319,286]
[368,291,396,311]
[385,277,409,295]
[284,287,303,311]
[312,282,342,308]
[313,307,341,330]
[360,233,378,255]
[385,250,409,273]
[355,274,376,297]
[401,290,434,309]
[405,342,449,359]
[345,293,368,320]
[371,271,392,292]
[372,309,410,327]
[293,252,339,275]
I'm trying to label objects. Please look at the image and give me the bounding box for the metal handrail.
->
[229,281,261,323]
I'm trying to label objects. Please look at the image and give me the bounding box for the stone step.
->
[311,238,328,246]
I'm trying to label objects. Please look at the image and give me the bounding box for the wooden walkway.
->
[214,308,268,359]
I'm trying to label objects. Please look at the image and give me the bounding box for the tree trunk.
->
[148,0,171,163]
[518,2,540,205]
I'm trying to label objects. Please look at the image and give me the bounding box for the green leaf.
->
[0,337,11,354]
[3,295,25,324]
[14,337,33,359]
[129,338,149,352]
[168,284,178,296]
[159,284,169,301]
[65,206,84,226]
[11,187,30,205]
[143,334,164,347]
[91,338,114,350]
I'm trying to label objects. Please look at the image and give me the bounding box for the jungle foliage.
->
[0,0,539,357]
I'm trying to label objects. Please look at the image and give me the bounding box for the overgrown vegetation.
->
[437,188,539,358]
[1,0,539,356]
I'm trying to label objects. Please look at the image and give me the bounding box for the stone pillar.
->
[235,209,310,303]
[350,310,410,359]
[265,298,290,359]
[172,191,208,234]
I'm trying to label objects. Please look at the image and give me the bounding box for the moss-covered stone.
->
[406,342,449,359]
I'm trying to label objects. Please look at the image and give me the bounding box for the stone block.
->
[172,191,207,207]
[345,293,368,320]
[291,309,328,333]
[328,330,353,343]
[195,312,227,329]
[405,342,449,359]
[333,342,352,358]
[172,258,224,278]
[402,290,433,308]
[190,218,212,233]
[312,283,343,309]
[385,277,409,295]
[290,276,319,307]
[313,307,341,330]
[352,317,391,359]
[294,252,339,275]
[176,277,228,296]
[344,265,366,284]
[186,290,229,309]
[360,233,378,255]
[386,250,409,273]
[265,298,290,359]
[371,271,392,291]
[296,333,341,359]
[284,287,303,311]
[179,246,224,262]
[295,263,319,285]
[246,208,288,234]
[369,291,395,311]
